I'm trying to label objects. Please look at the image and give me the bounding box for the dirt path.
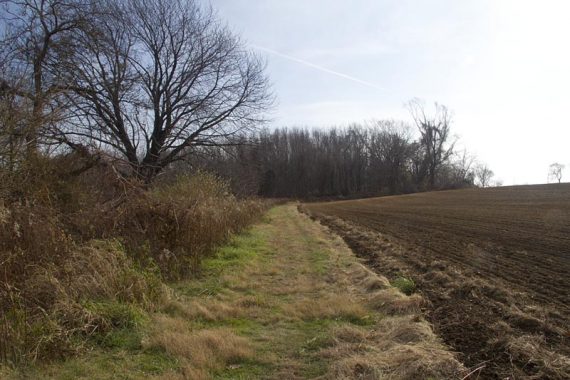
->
[149,205,465,379]
[3,205,465,379]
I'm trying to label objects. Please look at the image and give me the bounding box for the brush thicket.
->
[0,162,266,365]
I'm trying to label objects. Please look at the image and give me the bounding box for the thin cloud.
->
[251,44,385,91]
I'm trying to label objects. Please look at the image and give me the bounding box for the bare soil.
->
[304,184,570,379]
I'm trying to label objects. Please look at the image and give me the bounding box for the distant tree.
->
[450,149,476,186]
[475,163,494,188]
[406,98,455,189]
[548,163,564,183]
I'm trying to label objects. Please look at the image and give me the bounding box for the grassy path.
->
[4,205,465,379]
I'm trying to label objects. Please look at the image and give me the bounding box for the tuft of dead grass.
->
[375,316,434,345]
[284,295,369,322]
[325,343,464,380]
[318,278,463,380]
[146,316,254,376]
[368,288,423,315]
[331,325,369,345]
[504,335,570,379]
[348,266,391,293]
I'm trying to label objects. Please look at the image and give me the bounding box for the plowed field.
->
[304,184,570,379]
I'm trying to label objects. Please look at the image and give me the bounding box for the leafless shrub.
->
[112,172,267,279]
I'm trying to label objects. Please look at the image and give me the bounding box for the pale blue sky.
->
[211,0,570,185]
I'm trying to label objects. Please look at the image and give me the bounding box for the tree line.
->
[188,101,496,198]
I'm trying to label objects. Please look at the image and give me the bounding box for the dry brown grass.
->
[320,300,464,379]
[322,317,464,379]
[324,345,464,380]
[0,168,267,365]
[368,288,423,315]
[347,265,391,293]
[284,295,369,321]
[0,238,168,364]
[108,173,267,279]
[147,205,465,379]
[146,315,254,377]
[297,210,466,380]
[162,299,245,322]
[331,325,369,344]
[504,335,570,379]
[375,316,434,344]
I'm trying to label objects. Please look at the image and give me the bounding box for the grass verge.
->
[2,204,466,379]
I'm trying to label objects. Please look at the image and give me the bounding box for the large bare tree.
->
[407,98,455,189]
[58,0,271,182]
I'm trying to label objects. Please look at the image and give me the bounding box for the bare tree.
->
[406,98,455,189]
[548,163,564,184]
[475,163,494,188]
[0,86,29,170]
[58,0,271,182]
[452,149,476,185]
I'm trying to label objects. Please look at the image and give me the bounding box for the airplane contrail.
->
[251,44,384,91]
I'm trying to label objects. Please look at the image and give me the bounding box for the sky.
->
[210,0,570,185]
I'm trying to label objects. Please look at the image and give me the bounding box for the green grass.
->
[5,343,179,380]
[191,231,265,276]
[92,327,142,351]
[173,229,268,297]
[0,227,271,380]
[83,301,147,329]
[308,249,329,275]
[214,358,273,379]
[391,276,416,295]
[169,207,342,378]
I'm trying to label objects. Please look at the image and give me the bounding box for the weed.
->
[94,328,142,351]
[392,276,416,295]
[82,301,146,330]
